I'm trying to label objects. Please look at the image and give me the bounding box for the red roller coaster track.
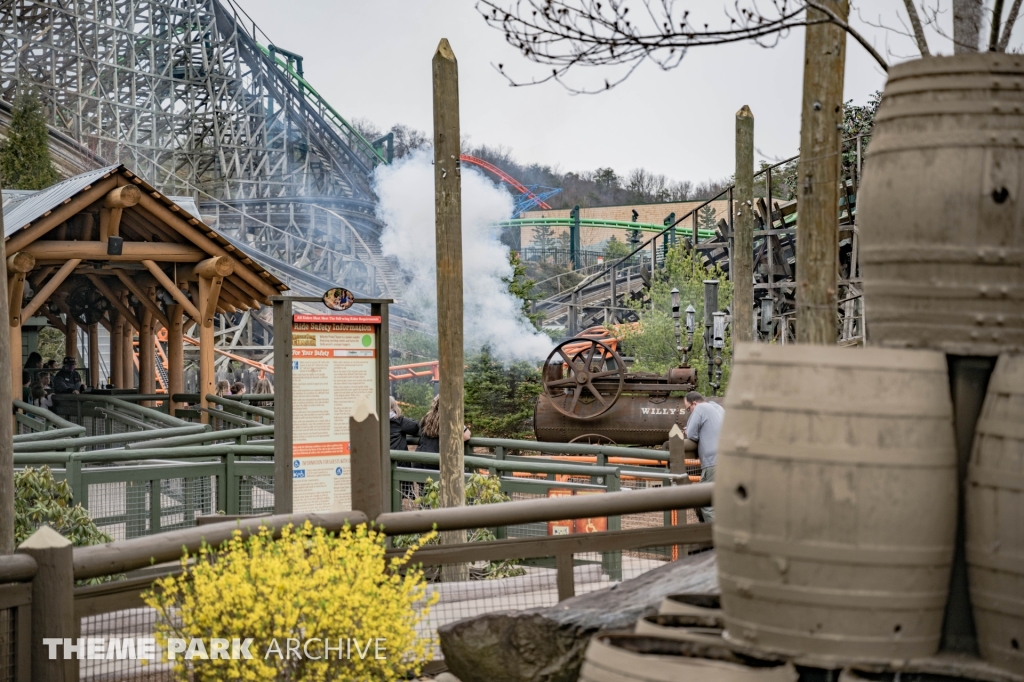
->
[460,154,553,210]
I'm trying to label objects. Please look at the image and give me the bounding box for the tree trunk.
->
[954,0,985,53]
[796,0,847,345]
[433,38,468,581]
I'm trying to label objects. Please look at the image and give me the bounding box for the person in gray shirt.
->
[684,391,724,523]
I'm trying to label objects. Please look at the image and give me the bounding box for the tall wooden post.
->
[167,304,184,414]
[733,106,755,343]
[65,316,77,362]
[111,310,123,388]
[139,307,154,396]
[197,257,229,423]
[7,253,33,401]
[433,38,468,578]
[795,0,847,345]
[121,315,134,389]
[0,192,14,554]
[87,323,100,388]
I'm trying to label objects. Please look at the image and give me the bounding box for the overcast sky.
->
[236,1,999,185]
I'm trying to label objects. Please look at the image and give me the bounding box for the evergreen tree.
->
[698,205,718,235]
[0,89,59,190]
[503,251,544,329]
[531,223,555,258]
[604,235,631,260]
[463,346,542,440]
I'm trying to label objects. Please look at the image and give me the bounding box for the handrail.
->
[0,554,37,582]
[12,399,80,430]
[73,511,370,580]
[71,483,712,579]
[376,483,712,535]
[13,424,208,453]
[391,450,620,478]
[53,395,196,429]
[466,436,670,462]
[13,444,273,466]
[205,394,275,420]
[127,425,274,450]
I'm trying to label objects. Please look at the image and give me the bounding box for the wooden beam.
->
[5,175,118,254]
[136,195,279,299]
[122,313,134,390]
[103,185,141,209]
[167,304,184,414]
[195,256,233,279]
[22,259,82,320]
[197,277,215,422]
[64,314,78,362]
[24,241,205,262]
[221,278,258,309]
[139,307,155,397]
[88,323,100,388]
[140,260,201,323]
[200,275,224,326]
[111,269,170,331]
[111,310,123,389]
[42,311,67,335]
[83,274,140,330]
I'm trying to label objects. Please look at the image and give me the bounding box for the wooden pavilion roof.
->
[2,165,287,329]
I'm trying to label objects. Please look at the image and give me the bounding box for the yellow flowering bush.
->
[143,521,438,681]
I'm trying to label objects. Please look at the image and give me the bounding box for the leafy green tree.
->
[37,327,65,365]
[463,345,541,440]
[621,245,733,396]
[0,88,59,190]
[504,251,544,329]
[604,235,632,260]
[393,380,434,421]
[15,466,110,547]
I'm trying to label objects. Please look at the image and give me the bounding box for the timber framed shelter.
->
[3,164,287,419]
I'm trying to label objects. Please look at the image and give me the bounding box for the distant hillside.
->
[352,118,731,209]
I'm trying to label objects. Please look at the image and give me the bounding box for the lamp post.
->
[710,311,727,395]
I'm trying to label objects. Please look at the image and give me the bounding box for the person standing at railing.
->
[417,395,470,457]
[389,396,420,451]
[53,356,85,394]
[683,391,724,523]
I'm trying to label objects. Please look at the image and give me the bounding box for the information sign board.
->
[290,313,381,513]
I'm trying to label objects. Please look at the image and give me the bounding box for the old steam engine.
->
[535,281,728,447]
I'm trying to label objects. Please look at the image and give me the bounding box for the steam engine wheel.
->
[542,338,625,420]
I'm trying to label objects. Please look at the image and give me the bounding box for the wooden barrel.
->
[579,634,798,682]
[634,614,723,643]
[966,353,1024,676]
[857,54,1024,356]
[716,344,958,663]
[658,593,722,619]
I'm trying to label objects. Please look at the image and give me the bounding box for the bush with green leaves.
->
[621,245,733,396]
[15,466,110,547]
[395,474,524,580]
[464,346,542,440]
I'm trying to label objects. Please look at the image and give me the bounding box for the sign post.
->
[272,295,391,516]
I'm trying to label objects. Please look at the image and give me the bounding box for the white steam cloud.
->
[374,149,551,362]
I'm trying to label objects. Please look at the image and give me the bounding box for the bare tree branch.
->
[990,0,1007,50]
[998,0,1024,50]
[477,0,887,93]
[902,0,932,55]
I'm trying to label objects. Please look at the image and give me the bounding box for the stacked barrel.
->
[713,53,1023,675]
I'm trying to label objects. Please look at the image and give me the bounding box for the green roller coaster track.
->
[257,43,389,169]
[499,217,719,241]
